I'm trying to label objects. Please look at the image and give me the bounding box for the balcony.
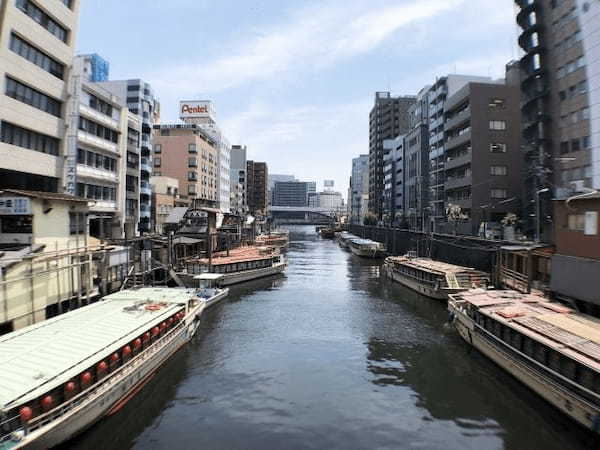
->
[444,109,470,132]
[140,181,152,196]
[140,204,151,217]
[140,157,152,172]
[445,152,471,171]
[77,131,118,154]
[445,129,471,150]
[79,104,119,130]
[445,175,472,190]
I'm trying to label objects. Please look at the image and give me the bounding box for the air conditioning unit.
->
[570,180,585,192]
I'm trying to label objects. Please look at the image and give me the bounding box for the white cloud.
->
[149,0,466,99]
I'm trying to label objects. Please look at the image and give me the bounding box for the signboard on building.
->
[0,197,32,215]
[179,101,216,121]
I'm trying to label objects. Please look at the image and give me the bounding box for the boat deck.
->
[0,288,194,410]
[453,289,600,370]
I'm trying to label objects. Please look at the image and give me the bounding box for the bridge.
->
[268,206,341,224]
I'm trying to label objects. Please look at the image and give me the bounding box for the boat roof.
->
[453,289,600,370]
[350,238,380,245]
[186,246,278,265]
[386,256,480,275]
[193,273,225,280]
[0,288,196,410]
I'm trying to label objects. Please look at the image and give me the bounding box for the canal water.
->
[67,226,596,450]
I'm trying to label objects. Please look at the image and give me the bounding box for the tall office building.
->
[0,0,81,192]
[179,100,230,213]
[272,181,309,207]
[97,79,160,232]
[515,0,600,240]
[382,135,405,222]
[368,93,415,219]
[350,155,369,224]
[246,161,268,215]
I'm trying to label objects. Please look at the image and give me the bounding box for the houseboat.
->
[383,256,488,299]
[255,230,289,250]
[337,232,358,250]
[348,238,386,258]
[180,246,286,286]
[0,286,228,449]
[449,289,600,433]
[319,227,336,239]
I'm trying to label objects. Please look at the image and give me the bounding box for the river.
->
[66,226,596,450]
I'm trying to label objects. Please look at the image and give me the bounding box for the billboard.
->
[179,100,215,121]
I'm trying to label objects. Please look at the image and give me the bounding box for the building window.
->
[188,171,197,181]
[69,212,85,235]
[0,120,59,155]
[571,139,581,152]
[582,136,591,149]
[188,157,197,167]
[154,144,161,153]
[188,184,196,195]
[5,76,62,117]
[61,0,72,8]
[490,189,508,199]
[16,0,68,43]
[9,33,64,79]
[580,107,590,120]
[560,141,570,154]
[568,214,585,231]
[578,80,588,94]
[489,120,506,130]
[490,166,507,176]
[188,143,197,153]
[78,117,119,143]
[490,143,507,153]
[77,149,116,172]
[127,85,140,92]
[154,157,161,167]
[89,94,113,117]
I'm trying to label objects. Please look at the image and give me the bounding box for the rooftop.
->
[0,288,196,410]
[187,246,278,266]
[387,256,479,275]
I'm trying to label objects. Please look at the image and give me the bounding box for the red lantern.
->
[167,318,173,327]
[80,372,92,385]
[19,406,33,423]
[41,395,53,411]
[111,353,120,363]
[143,332,151,342]
[160,322,167,331]
[97,361,108,372]
[122,345,132,357]
[151,327,159,336]
[133,338,142,349]
[65,381,76,393]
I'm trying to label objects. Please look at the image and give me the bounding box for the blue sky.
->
[77,0,519,196]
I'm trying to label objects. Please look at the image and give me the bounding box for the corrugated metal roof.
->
[0,288,197,410]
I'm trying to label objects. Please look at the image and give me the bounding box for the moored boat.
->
[0,286,228,449]
[348,238,386,258]
[337,232,358,250]
[449,288,600,433]
[383,255,488,299]
[319,228,335,239]
[255,230,289,249]
[179,246,287,286]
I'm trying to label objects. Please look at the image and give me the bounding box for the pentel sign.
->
[179,100,215,120]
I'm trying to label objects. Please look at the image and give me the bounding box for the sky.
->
[77,0,519,197]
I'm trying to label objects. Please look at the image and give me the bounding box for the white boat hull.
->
[450,303,600,433]
[178,262,286,288]
[383,264,448,300]
[10,302,210,449]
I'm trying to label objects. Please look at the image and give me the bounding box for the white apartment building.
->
[0,0,81,192]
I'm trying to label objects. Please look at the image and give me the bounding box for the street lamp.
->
[535,187,550,243]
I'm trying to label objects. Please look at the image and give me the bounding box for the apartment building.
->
[405,88,431,230]
[230,144,247,215]
[59,55,132,239]
[350,155,369,224]
[97,79,159,233]
[246,161,268,215]
[0,0,80,192]
[152,124,219,208]
[124,112,141,238]
[179,100,230,213]
[442,76,522,235]
[382,135,405,223]
[515,0,600,241]
[368,92,415,219]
